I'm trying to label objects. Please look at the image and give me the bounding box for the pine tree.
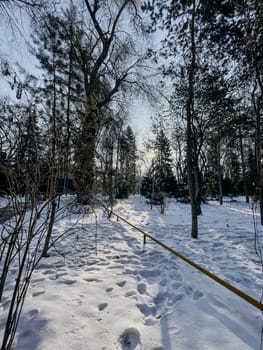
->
[149,129,176,195]
[124,126,137,195]
[15,105,42,193]
[117,126,137,198]
[30,12,76,256]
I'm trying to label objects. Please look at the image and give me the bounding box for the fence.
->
[109,210,263,312]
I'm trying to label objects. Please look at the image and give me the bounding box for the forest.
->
[0,0,262,229]
[0,1,262,349]
[1,0,262,234]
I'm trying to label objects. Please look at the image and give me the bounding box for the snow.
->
[0,197,11,208]
[0,195,262,349]
[0,196,27,208]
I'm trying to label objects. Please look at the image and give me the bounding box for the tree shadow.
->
[15,310,49,349]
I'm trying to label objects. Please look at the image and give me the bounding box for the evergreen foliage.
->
[141,129,176,197]
[117,126,137,198]
[15,106,42,193]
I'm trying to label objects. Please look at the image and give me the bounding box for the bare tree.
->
[74,0,150,203]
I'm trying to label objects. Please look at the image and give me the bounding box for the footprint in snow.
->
[169,271,183,281]
[140,269,160,279]
[33,277,45,283]
[84,265,99,272]
[108,265,124,270]
[159,274,167,287]
[98,303,108,311]
[171,281,182,289]
[213,242,224,248]
[28,308,39,319]
[137,303,156,317]
[119,328,141,350]
[32,290,45,297]
[117,280,127,287]
[144,316,159,326]
[153,292,166,306]
[193,290,204,300]
[84,278,102,283]
[56,272,68,278]
[59,279,77,285]
[125,290,137,298]
[170,293,185,305]
[184,285,194,296]
[97,261,109,266]
[137,283,146,295]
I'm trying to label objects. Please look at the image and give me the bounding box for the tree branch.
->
[15,0,47,8]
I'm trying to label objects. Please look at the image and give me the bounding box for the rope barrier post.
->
[142,234,147,253]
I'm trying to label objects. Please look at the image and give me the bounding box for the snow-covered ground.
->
[0,196,27,208]
[0,195,262,349]
[0,197,11,208]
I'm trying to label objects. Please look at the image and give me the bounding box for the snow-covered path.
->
[0,196,262,349]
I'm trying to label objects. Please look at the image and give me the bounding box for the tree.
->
[117,126,137,198]
[142,0,263,235]
[140,174,152,197]
[0,0,51,32]
[143,0,209,237]
[200,0,263,213]
[142,128,176,202]
[30,11,80,256]
[196,67,235,204]
[73,0,149,203]
[29,1,150,206]
[15,104,42,194]
[0,0,53,71]
[151,129,176,194]
[96,115,122,207]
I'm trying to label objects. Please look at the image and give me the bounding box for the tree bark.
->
[217,141,223,206]
[186,0,198,238]
[238,125,249,203]
[42,53,58,256]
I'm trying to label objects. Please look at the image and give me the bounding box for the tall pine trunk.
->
[252,81,263,223]
[238,125,249,203]
[186,0,198,238]
[64,37,74,181]
[217,141,223,206]
[42,57,58,256]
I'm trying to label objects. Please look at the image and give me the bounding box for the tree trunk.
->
[218,173,223,206]
[252,82,262,222]
[42,60,58,256]
[64,37,74,180]
[194,170,202,215]
[238,125,249,203]
[42,176,57,257]
[217,140,223,205]
[186,0,198,238]
[108,141,114,211]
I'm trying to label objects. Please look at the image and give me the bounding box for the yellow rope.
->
[111,210,263,312]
